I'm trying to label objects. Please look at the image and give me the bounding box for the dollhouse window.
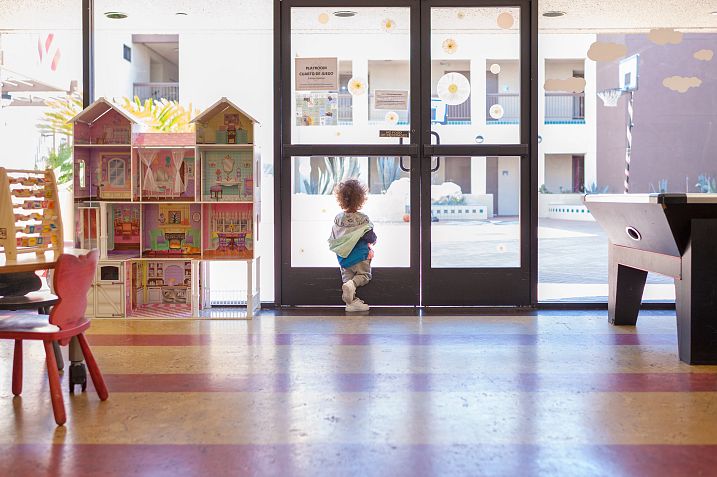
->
[108,158,126,187]
[79,160,86,188]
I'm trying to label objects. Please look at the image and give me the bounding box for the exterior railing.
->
[445,100,471,122]
[338,93,353,123]
[133,82,180,102]
[486,93,520,122]
[545,92,585,122]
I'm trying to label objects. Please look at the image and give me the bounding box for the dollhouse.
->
[69,98,137,202]
[72,97,260,319]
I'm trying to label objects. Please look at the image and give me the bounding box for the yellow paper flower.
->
[489,104,505,120]
[437,72,471,106]
[442,38,458,54]
[318,13,329,24]
[348,77,367,96]
[382,18,396,32]
[385,111,399,125]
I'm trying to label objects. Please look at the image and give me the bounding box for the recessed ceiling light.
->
[175,12,188,16]
[104,11,128,19]
[333,10,357,18]
[711,11,717,15]
[542,11,566,18]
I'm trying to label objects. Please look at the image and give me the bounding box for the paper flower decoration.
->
[489,63,501,75]
[436,72,471,106]
[385,111,399,125]
[457,11,466,20]
[318,13,329,24]
[489,104,505,120]
[442,38,458,54]
[348,77,367,96]
[382,18,396,32]
[497,12,514,29]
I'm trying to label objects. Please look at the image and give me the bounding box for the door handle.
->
[399,157,410,172]
[430,157,441,173]
[428,131,441,172]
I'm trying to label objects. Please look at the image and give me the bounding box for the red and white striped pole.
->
[624,91,634,194]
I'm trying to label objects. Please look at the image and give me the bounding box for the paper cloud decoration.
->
[437,72,471,106]
[694,49,714,61]
[663,76,702,93]
[648,28,683,46]
[587,41,628,62]
[544,77,586,93]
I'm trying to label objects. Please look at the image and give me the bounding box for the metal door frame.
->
[275,0,422,306]
[419,0,537,305]
[274,0,538,306]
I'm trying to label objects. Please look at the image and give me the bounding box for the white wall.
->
[497,156,520,216]
[544,154,574,193]
[538,34,597,189]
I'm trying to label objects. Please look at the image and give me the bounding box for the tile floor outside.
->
[1,310,716,476]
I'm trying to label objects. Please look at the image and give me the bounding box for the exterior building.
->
[597,33,717,194]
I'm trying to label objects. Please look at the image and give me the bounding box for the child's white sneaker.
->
[341,280,356,304]
[345,298,369,312]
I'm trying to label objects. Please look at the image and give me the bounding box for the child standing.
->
[328,179,377,312]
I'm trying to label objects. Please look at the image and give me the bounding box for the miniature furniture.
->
[584,193,717,364]
[0,250,108,426]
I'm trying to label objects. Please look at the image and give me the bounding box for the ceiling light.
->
[333,11,357,18]
[542,11,566,18]
[711,11,717,15]
[104,11,128,19]
[175,12,188,16]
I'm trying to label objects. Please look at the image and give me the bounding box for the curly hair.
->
[335,179,367,212]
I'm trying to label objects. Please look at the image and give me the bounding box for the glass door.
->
[279,2,421,305]
[277,0,536,306]
[421,1,534,305]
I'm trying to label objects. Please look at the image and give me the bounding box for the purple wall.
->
[597,33,717,193]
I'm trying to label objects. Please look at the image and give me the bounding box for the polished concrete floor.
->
[1,310,716,476]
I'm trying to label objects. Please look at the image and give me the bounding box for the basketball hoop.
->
[597,88,625,107]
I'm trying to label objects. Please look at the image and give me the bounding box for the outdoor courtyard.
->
[291,214,674,303]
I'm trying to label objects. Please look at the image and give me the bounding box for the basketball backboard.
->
[619,54,639,92]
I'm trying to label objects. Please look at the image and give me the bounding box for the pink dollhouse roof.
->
[190,97,260,125]
[67,97,142,125]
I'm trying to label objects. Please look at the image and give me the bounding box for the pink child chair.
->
[0,250,108,425]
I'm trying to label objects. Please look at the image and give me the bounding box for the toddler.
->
[328,179,377,312]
